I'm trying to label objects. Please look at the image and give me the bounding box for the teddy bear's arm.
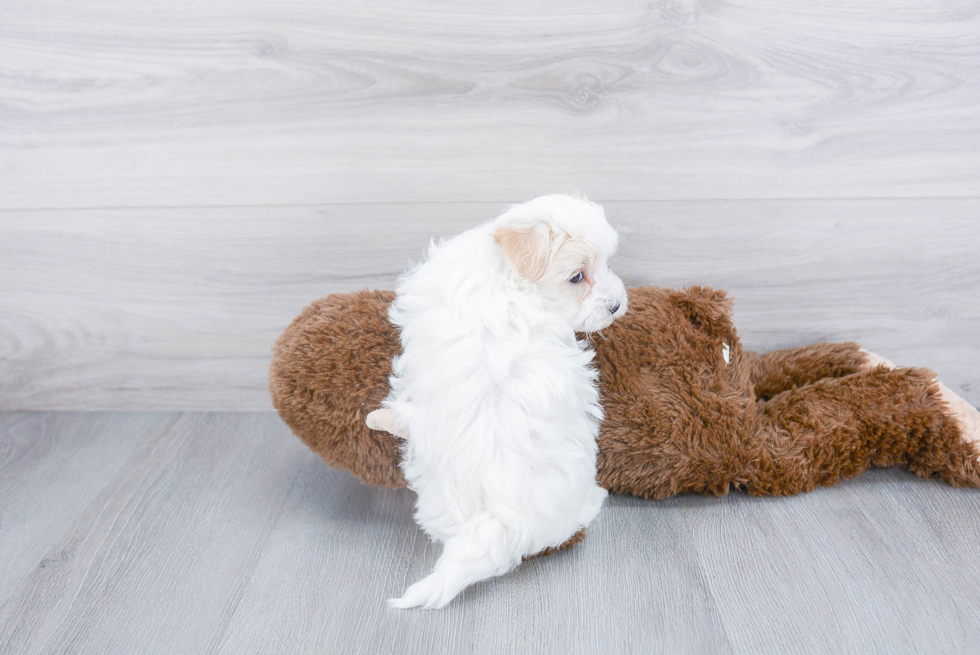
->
[748,342,871,400]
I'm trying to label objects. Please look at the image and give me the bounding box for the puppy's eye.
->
[569,272,584,284]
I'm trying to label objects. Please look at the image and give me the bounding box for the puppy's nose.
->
[609,302,621,315]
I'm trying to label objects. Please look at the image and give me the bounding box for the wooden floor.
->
[1,411,979,655]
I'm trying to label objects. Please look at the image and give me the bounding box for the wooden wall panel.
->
[1,199,977,410]
[1,0,979,208]
[1,0,978,409]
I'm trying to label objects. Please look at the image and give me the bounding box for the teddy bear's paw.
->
[859,348,897,371]
[938,380,980,463]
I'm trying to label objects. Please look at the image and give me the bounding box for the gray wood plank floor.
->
[2,412,980,654]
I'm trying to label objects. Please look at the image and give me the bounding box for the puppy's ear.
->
[493,220,552,280]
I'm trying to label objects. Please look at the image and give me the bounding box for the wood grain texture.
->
[685,470,980,652]
[2,412,980,654]
[213,447,733,655]
[2,0,980,209]
[0,412,308,655]
[1,199,978,410]
[0,413,161,604]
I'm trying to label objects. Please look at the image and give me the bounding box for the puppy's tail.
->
[389,514,521,610]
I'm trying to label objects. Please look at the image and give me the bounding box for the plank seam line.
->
[2,195,980,213]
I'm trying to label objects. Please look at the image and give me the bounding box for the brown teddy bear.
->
[270,286,980,519]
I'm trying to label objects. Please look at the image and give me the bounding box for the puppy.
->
[369,194,628,609]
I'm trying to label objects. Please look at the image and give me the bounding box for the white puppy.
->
[369,194,628,609]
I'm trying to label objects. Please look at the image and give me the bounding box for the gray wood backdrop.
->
[2,0,978,410]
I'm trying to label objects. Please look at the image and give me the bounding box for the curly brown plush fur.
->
[270,287,980,504]
[271,289,406,488]
[592,287,980,498]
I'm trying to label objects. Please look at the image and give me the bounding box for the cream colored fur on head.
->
[377,194,627,609]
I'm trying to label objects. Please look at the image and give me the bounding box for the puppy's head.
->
[492,194,628,332]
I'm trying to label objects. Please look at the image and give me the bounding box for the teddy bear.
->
[269,286,980,524]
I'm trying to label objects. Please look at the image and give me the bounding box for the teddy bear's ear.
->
[676,286,734,334]
[493,219,553,281]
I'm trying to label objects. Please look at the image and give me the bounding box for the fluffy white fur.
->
[376,194,628,609]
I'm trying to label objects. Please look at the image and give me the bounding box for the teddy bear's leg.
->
[847,352,980,456]
[745,366,980,495]
[747,342,888,401]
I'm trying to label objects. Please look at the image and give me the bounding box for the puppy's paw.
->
[366,408,410,440]
[388,573,457,610]
[859,348,897,371]
[937,380,980,463]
